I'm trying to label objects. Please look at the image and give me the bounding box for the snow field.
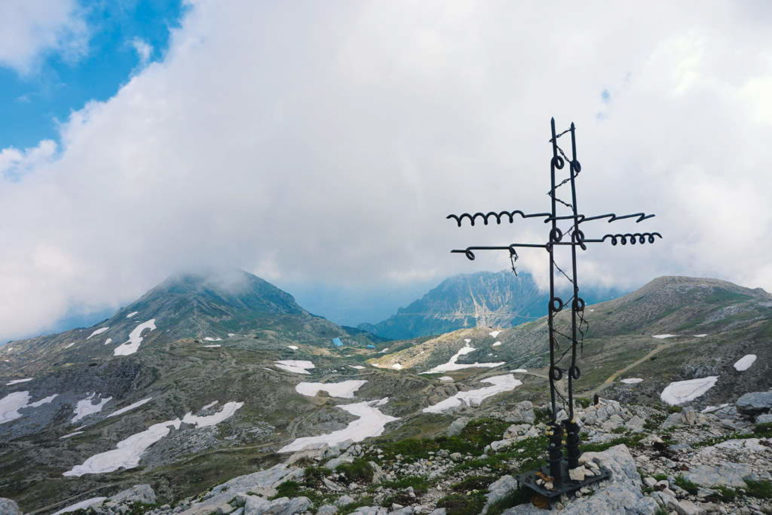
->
[278,398,398,453]
[114,319,156,356]
[274,360,315,374]
[295,380,367,399]
[423,374,521,413]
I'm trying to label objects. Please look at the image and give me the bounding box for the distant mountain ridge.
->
[0,269,369,374]
[360,270,627,340]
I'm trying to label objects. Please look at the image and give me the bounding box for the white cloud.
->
[0,140,57,180]
[0,1,771,340]
[0,0,88,74]
[131,38,153,68]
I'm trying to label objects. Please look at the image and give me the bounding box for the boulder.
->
[317,505,338,515]
[0,499,20,515]
[625,415,645,433]
[683,462,753,488]
[736,391,772,416]
[263,496,312,515]
[335,495,356,507]
[661,412,683,429]
[243,495,272,514]
[109,484,157,505]
[348,507,387,515]
[485,475,517,510]
[756,413,772,424]
[489,439,515,452]
[506,401,536,424]
[324,454,354,470]
[447,417,470,436]
[205,464,303,500]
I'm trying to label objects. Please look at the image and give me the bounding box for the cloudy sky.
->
[0,0,770,341]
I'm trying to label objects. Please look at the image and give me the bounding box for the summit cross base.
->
[519,459,611,501]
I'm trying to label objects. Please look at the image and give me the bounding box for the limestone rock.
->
[205,464,303,500]
[447,417,470,436]
[756,413,772,424]
[568,465,589,482]
[348,507,387,515]
[736,391,772,416]
[0,498,21,515]
[683,462,753,488]
[109,484,156,505]
[325,454,354,470]
[485,474,517,508]
[335,495,355,507]
[505,401,535,424]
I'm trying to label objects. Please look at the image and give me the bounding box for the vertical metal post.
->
[565,123,581,468]
[547,118,563,483]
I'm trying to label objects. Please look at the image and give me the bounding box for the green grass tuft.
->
[335,459,374,484]
[436,492,486,515]
[674,476,699,495]
[486,486,533,515]
[745,479,772,499]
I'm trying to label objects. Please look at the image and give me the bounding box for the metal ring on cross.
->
[550,227,563,243]
[550,297,564,313]
[550,366,563,381]
[571,160,581,173]
[573,297,585,311]
[552,156,564,169]
[572,229,587,250]
[464,249,476,260]
[570,366,581,380]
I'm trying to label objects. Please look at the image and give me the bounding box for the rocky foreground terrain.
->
[1,271,770,514]
[8,390,769,515]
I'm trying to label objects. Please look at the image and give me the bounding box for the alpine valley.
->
[1,270,770,515]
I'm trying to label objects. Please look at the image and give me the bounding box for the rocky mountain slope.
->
[0,273,769,514]
[370,276,771,406]
[360,271,625,341]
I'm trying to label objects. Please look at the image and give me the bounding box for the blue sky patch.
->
[0,0,185,150]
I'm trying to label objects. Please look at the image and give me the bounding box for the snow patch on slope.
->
[295,380,367,399]
[274,360,315,374]
[279,398,398,453]
[422,374,521,414]
[733,354,757,372]
[421,344,504,374]
[182,401,243,428]
[64,402,243,476]
[0,391,57,424]
[106,398,153,418]
[6,378,32,386]
[660,376,718,405]
[72,393,112,423]
[114,319,156,356]
[87,327,109,339]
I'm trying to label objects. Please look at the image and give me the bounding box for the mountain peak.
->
[116,268,307,339]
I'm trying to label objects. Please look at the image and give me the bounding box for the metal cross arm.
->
[449,228,662,259]
[447,210,657,227]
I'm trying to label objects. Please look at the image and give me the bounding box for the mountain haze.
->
[361,270,626,340]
